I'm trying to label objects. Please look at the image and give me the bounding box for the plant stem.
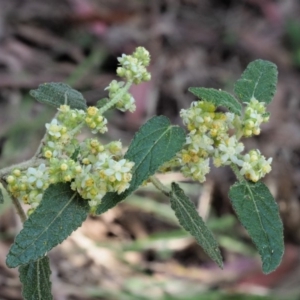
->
[230,163,245,182]
[11,195,27,223]
[0,158,45,178]
[34,110,61,157]
[99,81,132,114]
[1,179,26,223]
[149,176,170,197]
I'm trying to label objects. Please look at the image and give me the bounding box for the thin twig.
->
[1,179,26,223]
[149,175,170,197]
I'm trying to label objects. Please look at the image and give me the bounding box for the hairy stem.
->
[99,81,132,114]
[149,176,170,197]
[230,163,245,182]
[0,158,45,178]
[1,180,26,223]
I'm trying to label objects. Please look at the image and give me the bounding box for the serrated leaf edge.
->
[7,191,79,268]
[170,183,223,268]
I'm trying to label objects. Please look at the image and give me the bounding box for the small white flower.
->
[186,131,214,154]
[104,159,134,181]
[27,164,48,188]
[217,136,244,165]
[45,119,62,138]
[94,153,110,169]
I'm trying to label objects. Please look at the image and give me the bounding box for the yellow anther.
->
[90,139,99,148]
[45,150,52,159]
[60,163,68,171]
[98,170,106,179]
[85,178,94,187]
[75,166,82,173]
[97,116,103,122]
[89,122,96,129]
[82,158,90,165]
[109,175,116,182]
[64,175,72,182]
[182,153,191,163]
[252,127,261,135]
[85,117,92,124]
[262,165,271,173]
[7,176,15,184]
[13,169,21,177]
[123,173,132,182]
[87,106,98,116]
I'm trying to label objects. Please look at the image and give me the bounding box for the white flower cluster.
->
[242,97,270,137]
[6,126,135,212]
[177,98,272,183]
[5,47,153,214]
[6,165,49,211]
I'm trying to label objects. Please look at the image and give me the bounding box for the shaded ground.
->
[1,0,300,299]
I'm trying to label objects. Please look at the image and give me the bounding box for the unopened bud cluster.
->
[177,98,272,183]
[117,46,151,84]
[102,47,151,113]
[4,47,154,213]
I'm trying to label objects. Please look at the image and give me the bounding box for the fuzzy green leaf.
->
[96,98,110,109]
[70,147,80,161]
[30,82,87,110]
[96,116,186,215]
[6,183,89,268]
[234,60,278,104]
[19,256,52,300]
[0,188,3,204]
[188,87,242,115]
[170,182,223,268]
[228,181,284,274]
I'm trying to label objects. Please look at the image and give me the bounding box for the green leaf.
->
[228,181,284,274]
[188,87,242,115]
[169,182,223,268]
[30,82,87,110]
[6,183,89,268]
[19,256,52,300]
[96,116,186,215]
[70,147,80,161]
[0,188,3,204]
[234,60,278,104]
[96,98,110,109]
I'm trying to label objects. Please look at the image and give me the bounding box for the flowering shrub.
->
[0,47,283,299]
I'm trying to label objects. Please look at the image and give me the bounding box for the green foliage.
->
[228,181,284,274]
[30,82,87,110]
[96,116,186,215]
[96,97,110,109]
[188,87,242,115]
[6,183,89,268]
[70,147,80,161]
[234,60,277,104]
[0,47,284,299]
[170,182,223,268]
[19,256,52,300]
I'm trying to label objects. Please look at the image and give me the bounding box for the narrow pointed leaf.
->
[170,182,223,268]
[7,183,89,268]
[96,116,186,214]
[228,181,284,274]
[234,60,278,104]
[19,256,52,300]
[30,82,87,110]
[188,87,242,115]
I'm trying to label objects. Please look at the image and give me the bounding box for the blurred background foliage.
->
[1,0,300,299]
